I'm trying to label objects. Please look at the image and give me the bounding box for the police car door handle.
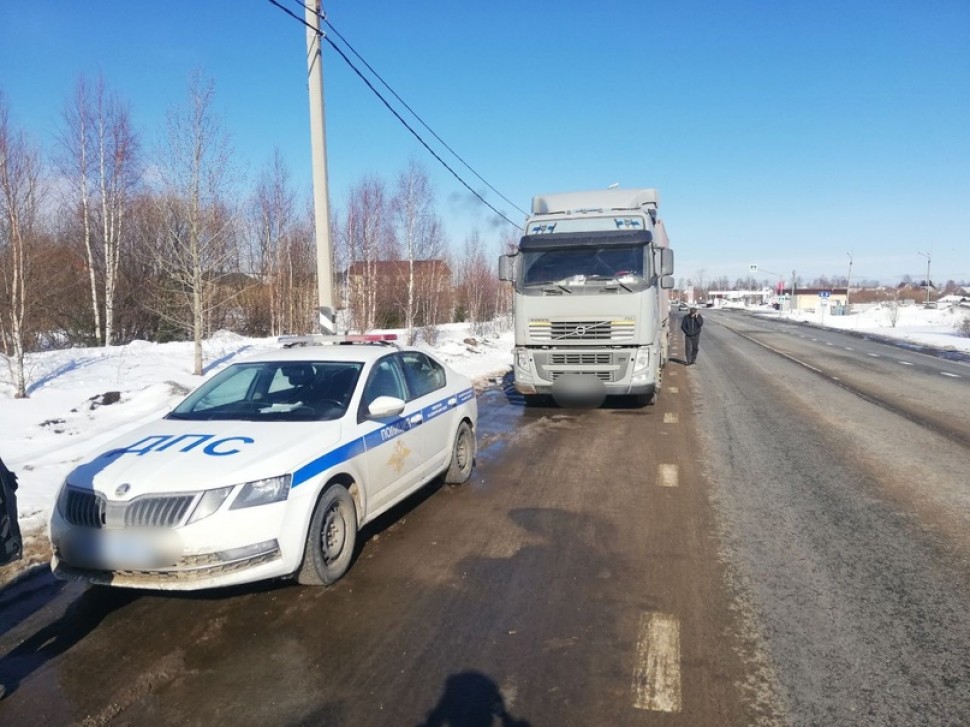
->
[447,397,458,407]
[409,414,423,425]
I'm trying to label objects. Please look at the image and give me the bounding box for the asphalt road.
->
[693,310,970,725]
[1,311,969,725]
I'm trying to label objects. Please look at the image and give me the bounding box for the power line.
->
[267,0,524,230]
[287,0,526,217]
[320,16,528,218]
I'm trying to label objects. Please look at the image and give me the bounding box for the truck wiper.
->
[585,275,634,292]
[534,280,573,294]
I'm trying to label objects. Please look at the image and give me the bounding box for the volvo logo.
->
[115,483,131,497]
[574,325,587,337]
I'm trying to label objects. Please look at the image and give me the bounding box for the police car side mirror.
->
[366,396,406,420]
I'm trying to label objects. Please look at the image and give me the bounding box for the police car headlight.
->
[187,486,233,524]
[230,474,291,510]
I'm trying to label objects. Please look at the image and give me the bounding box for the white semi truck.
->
[498,188,675,405]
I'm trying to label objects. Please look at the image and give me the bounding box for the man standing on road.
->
[0,455,23,700]
[680,307,704,365]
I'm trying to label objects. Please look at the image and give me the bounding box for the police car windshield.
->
[168,361,364,422]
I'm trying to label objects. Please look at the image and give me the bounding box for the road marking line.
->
[663,412,679,424]
[845,347,854,351]
[632,612,682,712]
[868,353,881,357]
[941,372,959,378]
[899,361,913,366]
[657,464,678,487]
[668,387,679,394]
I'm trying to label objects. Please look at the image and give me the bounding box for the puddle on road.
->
[474,374,649,468]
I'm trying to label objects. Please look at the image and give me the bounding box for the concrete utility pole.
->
[305,0,336,334]
[918,251,931,305]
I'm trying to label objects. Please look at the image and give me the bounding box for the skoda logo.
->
[115,483,131,497]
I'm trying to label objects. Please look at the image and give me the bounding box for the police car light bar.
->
[279,333,399,348]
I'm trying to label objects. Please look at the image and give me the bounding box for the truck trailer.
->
[498,188,675,406]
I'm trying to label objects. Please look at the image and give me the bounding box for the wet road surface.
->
[4,312,969,725]
[0,356,755,725]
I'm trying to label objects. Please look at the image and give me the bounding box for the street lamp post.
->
[846,252,853,309]
[918,251,931,305]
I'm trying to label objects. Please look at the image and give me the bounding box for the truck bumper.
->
[514,380,656,398]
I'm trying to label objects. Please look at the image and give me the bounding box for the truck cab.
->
[500,189,674,406]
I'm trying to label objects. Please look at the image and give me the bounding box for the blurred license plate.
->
[65,530,177,570]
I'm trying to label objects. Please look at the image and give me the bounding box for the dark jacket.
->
[1,456,23,567]
[680,313,704,337]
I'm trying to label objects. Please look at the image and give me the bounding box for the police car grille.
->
[64,489,106,528]
[124,496,194,528]
[63,489,193,529]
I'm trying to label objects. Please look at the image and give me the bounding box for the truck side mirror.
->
[660,249,674,276]
[498,255,515,282]
[660,275,675,290]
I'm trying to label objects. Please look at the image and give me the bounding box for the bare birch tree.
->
[57,75,139,346]
[344,177,394,332]
[0,94,42,398]
[153,72,236,375]
[247,149,295,336]
[391,160,442,344]
[456,230,498,336]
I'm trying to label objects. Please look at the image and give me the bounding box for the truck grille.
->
[534,349,632,384]
[529,318,635,343]
[63,488,195,529]
[549,353,613,366]
[550,371,613,382]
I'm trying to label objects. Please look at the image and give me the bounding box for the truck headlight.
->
[633,348,650,373]
[230,474,291,510]
[515,348,531,370]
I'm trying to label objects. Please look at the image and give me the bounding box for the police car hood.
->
[66,418,344,496]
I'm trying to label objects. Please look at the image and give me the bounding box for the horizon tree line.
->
[0,74,511,398]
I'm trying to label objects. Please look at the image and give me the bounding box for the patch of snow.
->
[0,325,513,537]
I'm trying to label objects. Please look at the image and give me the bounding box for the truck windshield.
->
[521,245,646,286]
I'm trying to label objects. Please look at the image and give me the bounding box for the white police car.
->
[49,336,477,590]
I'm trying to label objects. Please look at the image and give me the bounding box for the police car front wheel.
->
[298,484,357,586]
[444,421,475,485]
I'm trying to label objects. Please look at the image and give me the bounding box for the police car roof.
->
[242,343,408,365]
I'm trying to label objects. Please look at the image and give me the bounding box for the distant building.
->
[790,287,848,313]
[706,288,773,307]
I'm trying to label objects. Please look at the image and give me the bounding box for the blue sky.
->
[1,1,968,285]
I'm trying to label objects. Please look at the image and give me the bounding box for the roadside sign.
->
[819,291,831,298]
[749,264,759,272]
